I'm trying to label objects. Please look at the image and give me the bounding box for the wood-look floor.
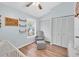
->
[19,43,68,57]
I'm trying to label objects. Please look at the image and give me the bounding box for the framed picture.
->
[26,19,35,36]
[5,17,18,26]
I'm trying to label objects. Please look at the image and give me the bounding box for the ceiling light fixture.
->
[26,2,42,10]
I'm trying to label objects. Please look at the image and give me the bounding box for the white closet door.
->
[52,18,58,45]
[52,18,62,46]
[61,16,74,48]
[61,18,68,47]
[56,18,62,46]
[74,17,79,48]
[52,16,74,48]
[68,16,74,47]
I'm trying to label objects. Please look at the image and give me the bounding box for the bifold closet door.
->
[52,16,74,48]
[52,18,62,46]
[52,18,58,45]
[61,16,74,48]
[61,17,68,48]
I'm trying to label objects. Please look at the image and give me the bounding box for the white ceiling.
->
[1,2,62,18]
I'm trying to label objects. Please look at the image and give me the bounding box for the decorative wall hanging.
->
[19,24,27,27]
[19,18,35,36]
[5,17,18,26]
[19,18,27,33]
[26,19,35,36]
[19,18,27,22]
[19,29,26,33]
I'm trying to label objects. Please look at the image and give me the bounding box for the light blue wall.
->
[0,4,35,48]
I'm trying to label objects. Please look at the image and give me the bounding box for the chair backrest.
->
[36,31,44,37]
[35,31,45,43]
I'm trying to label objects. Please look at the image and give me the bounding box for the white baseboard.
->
[18,40,35,49]
[18,37,35,49]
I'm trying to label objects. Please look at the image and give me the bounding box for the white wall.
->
[40,17,52,42]
[0,4,36,48]
[36,19,40,32]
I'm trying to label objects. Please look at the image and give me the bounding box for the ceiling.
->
[1,2,62,18]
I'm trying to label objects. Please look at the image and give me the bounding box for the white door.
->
[61,17,68,47]
[56,18,62,46]
[52,16,74,48]
[52,18,58,45]
[52,18,62,46]
[61,16,74,48]
[74,17,79,48]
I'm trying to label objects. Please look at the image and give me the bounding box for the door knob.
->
[76,36,79,38]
